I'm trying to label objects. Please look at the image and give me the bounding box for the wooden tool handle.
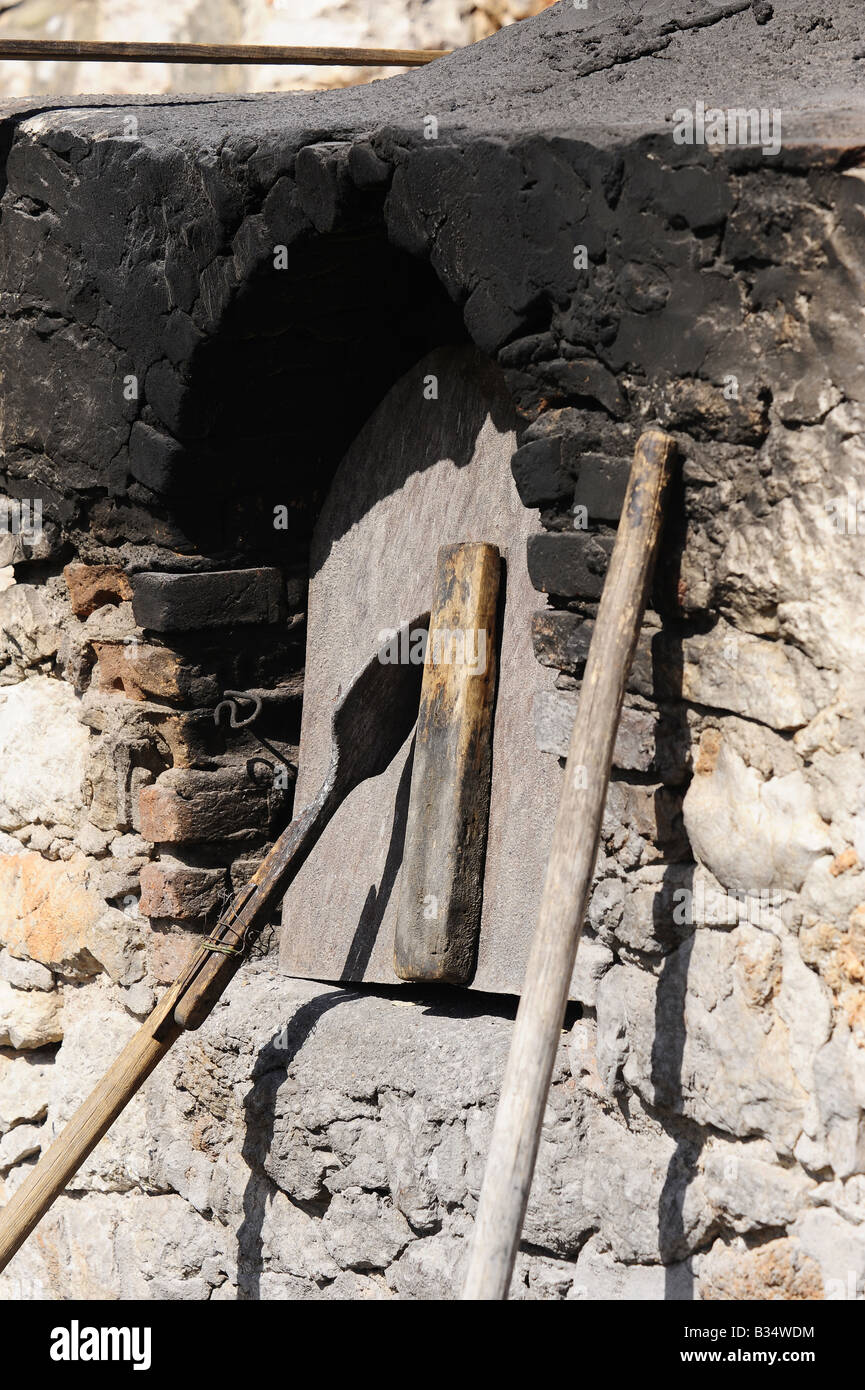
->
[0,984,184,1273]
[463,428,676,1300]
[0,795,325,1271]
[174,792,334,1030]
[393,542,500,984]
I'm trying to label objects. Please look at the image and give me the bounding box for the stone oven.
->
[2,1,865,1301]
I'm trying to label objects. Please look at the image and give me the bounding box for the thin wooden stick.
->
[0,39,450,67]
[463,428,676,1301]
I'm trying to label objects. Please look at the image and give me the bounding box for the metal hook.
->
[213,690,263,730]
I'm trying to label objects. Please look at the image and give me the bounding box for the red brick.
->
[92,641,182,701]
[139,768,274,845]
[139,862,227,920]
[64,562,133,618]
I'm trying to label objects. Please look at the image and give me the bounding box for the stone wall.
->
[2,1,865,1300]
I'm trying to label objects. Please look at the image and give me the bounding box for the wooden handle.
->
[462,429,676,1300]
[0,786,333,1269]
[0,984,184,1273]
[393,542,500,984]
[174,791,335,1030]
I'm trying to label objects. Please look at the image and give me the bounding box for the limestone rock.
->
[702,1138,816,1233]
[596,932,809,1154]
[386,1230,465,1300]
[0,1121,42,1173]
[683,739,831,893]
[0,1191,231,1301]
[526,1102,713,1264]
[257,1188,339,1284]
[795,1207,865,1299]
[0,1048,54,1133]
[810,1023,865,1178]
[568,1233,693,1301]
[681,620,830,732]
[0,676,89,830]
[570,935,614,1007]
[0,950,53,991]
[0,586,62,683]
[0,979,63,1049]
[320,1192,413,1272]
[697,1236,824,1301]
[0,852,143,984]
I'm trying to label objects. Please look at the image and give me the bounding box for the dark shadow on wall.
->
[653,923,701,1299]
[236,987,362,1300]
[647,478,707,1301]
[342,736,415,980]
[129,223,475,566]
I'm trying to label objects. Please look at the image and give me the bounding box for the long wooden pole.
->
[0,40,450,67]
[463,427,675,1300]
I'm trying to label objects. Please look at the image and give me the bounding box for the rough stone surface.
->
[511,437,571,507]
[139,861,228,921]
[64,563,133,619]
[2,0,865,1305]
[0,852,143,984]
[0,981,63,1050]
[139,768,284,846]
[0,678,89,831]
[0,1049,54,1134]
[0,951,53,993]
[131,569,286,633]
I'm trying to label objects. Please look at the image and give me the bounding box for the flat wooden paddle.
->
[463,428,676,1300]
[0,617,428,1274]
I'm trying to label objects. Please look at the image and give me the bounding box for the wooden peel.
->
[0,617,429,1274]
[394,543,500,985]
[463,428,676,1300]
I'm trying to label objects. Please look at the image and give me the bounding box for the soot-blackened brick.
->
[531,610,594,675]
[131,568,285,632]
[537,358,627,419]
[129,422,193,496]
[573,454,630,523]
[348,141,392,190]
[295,142,356,233]
[511,437,571,508]
[527,532,614,600]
